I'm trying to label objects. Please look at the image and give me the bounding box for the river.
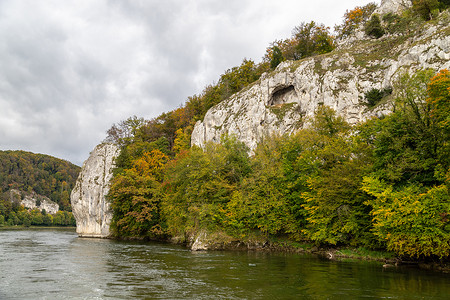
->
[0,228,449,299]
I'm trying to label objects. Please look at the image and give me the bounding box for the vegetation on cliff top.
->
[105,2,450,260]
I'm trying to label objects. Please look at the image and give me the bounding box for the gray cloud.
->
[0,0,375,165]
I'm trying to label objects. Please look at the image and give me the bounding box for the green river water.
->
[0,228,449,299]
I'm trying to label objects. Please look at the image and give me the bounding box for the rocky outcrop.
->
[187,230,267,251]
[70,143,120,238]
[10,189,59,215]
[191,9,450,150]
[375,0,412,15]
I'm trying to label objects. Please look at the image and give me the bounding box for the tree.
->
[219,59,261,98]
[301,107,375,246]
[270,46,284,69]
[105,116,145,146]
[426,69,450,183]
[292,21,335,60]
[162,136,251,236]
[335,3,377,39]
[23,214,31,227]
[362,177,450,258]
[109,149,169,238]
[367,69,444,187]
[43,213,53,226]
[264,39,298,62]
[173,128,192,154]
[413,0,441,20]
[310,105,350,137]
[227,134,296,236]
[427,69,450,131]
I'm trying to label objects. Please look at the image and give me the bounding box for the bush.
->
[412,0,441,20]
[364,87,392,107]
[364,14,384,38]
[382,13,404,34]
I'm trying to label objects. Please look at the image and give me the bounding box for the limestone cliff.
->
[9,189,59,215]
[70,143,119,238]
[375,0,411,15]
[192,7,450,151]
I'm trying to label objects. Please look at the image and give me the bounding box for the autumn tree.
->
[109,149,169,239]
[335,3,377,39]
[359,69,450,258]
[362,177,450,258]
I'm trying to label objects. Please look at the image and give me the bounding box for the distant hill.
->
[0,150,80,211]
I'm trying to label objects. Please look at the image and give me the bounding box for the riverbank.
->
[262,241,450,273]
[0,225,76,230]
[163,229,450,273]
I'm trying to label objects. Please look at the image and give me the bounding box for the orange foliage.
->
[427,69,450,129]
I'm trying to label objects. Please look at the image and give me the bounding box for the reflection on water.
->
[0,228,449,299]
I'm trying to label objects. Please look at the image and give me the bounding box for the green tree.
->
[300,106,375,246]
[426,69,450,183]
[23,214,31,227]
[31,209,43,225]
[370,70,443,186]
[43,213,53,226]
[227,134,296,236]
[162,136,250,236]
[292,21,335,60]
[219,59,261,98]
[270,46,284,69]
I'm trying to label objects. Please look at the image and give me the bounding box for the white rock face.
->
[375,0,412,15]
[11,189,60,215]
[192,16,450,150]
[71,143,120,238]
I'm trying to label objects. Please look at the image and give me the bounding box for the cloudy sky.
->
[0,0,375,166]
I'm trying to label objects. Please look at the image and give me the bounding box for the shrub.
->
[364,14,385,38]
[412,0,441,20]
[364,87,392,107]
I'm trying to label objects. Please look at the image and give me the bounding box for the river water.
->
[0,228,449,299]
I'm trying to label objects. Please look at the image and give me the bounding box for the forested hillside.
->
[105,1,450,260]
[0,150,80,226]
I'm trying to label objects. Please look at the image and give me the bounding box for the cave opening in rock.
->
[269,85,297,106]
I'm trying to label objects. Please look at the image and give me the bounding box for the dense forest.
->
[0,150,79,227]
[105,1,450,259]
